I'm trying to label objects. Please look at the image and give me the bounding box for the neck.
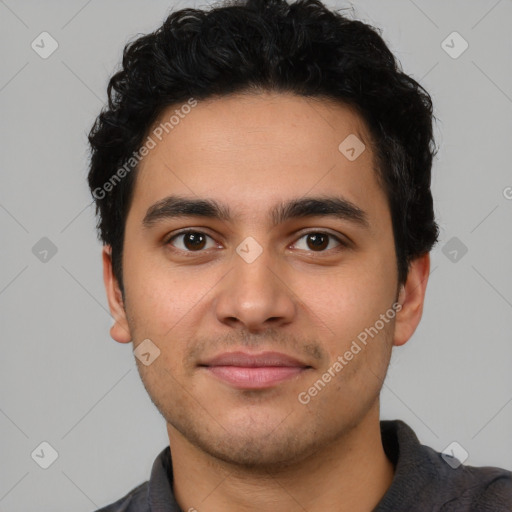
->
[168,406,394,512]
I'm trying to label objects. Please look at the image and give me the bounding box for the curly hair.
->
[88,0,439,296]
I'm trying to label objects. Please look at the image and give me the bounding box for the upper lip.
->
[200,351,311,368]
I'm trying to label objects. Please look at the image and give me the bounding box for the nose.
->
[213,244,297,332]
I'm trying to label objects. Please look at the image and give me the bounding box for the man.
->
[88,0,512,510]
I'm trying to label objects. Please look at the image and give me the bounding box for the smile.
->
[199,351,312,389]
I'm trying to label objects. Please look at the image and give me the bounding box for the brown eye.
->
[306,233,329,251]
[293,231,344,252]
[167,231,215,252]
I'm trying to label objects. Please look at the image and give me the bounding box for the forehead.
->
[129,92,387,227]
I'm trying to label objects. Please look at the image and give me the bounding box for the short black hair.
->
[88,0,439,296]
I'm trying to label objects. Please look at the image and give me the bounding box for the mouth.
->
[198,351,313,389]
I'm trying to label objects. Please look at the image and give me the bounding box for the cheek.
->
[122,245,206,336]
[301,268,393,344]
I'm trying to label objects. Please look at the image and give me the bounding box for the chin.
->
[176,415,327,470]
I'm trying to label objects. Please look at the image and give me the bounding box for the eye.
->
[292,231,345,252]
[166,230,218,252]
[165,229,347,254]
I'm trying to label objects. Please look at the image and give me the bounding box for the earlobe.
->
[393,253,430,347]
[102,245,132,344]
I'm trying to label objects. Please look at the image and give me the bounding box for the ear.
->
[393,253,430,347]
[102,245,132,344]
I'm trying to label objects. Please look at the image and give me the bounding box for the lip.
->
[199,351,312,389]
[201,351,309,367]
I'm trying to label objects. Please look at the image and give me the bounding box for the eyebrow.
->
[142,194,369,229]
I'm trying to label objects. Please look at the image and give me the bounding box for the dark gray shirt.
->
[95,420,512,511]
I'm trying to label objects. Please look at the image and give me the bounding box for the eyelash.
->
[165,229,348,255]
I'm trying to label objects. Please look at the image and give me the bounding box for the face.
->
[104,92,426,468]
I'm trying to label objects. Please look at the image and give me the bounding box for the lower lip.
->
[204,366,307,389]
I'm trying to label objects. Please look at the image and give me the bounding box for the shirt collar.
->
[145,420,435,512]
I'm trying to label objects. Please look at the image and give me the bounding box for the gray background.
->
[1,0,511,510]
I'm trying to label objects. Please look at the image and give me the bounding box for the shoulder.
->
[92,445,174,512]
[424,444,512,511]
[378,420,512,511]
[437,459,512,511]
[474,468,512,510]
[93,481,149,512]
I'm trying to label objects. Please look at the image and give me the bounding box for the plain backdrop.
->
[1,0,511,510]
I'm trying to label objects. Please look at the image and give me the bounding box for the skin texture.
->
[103,92,430,511]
